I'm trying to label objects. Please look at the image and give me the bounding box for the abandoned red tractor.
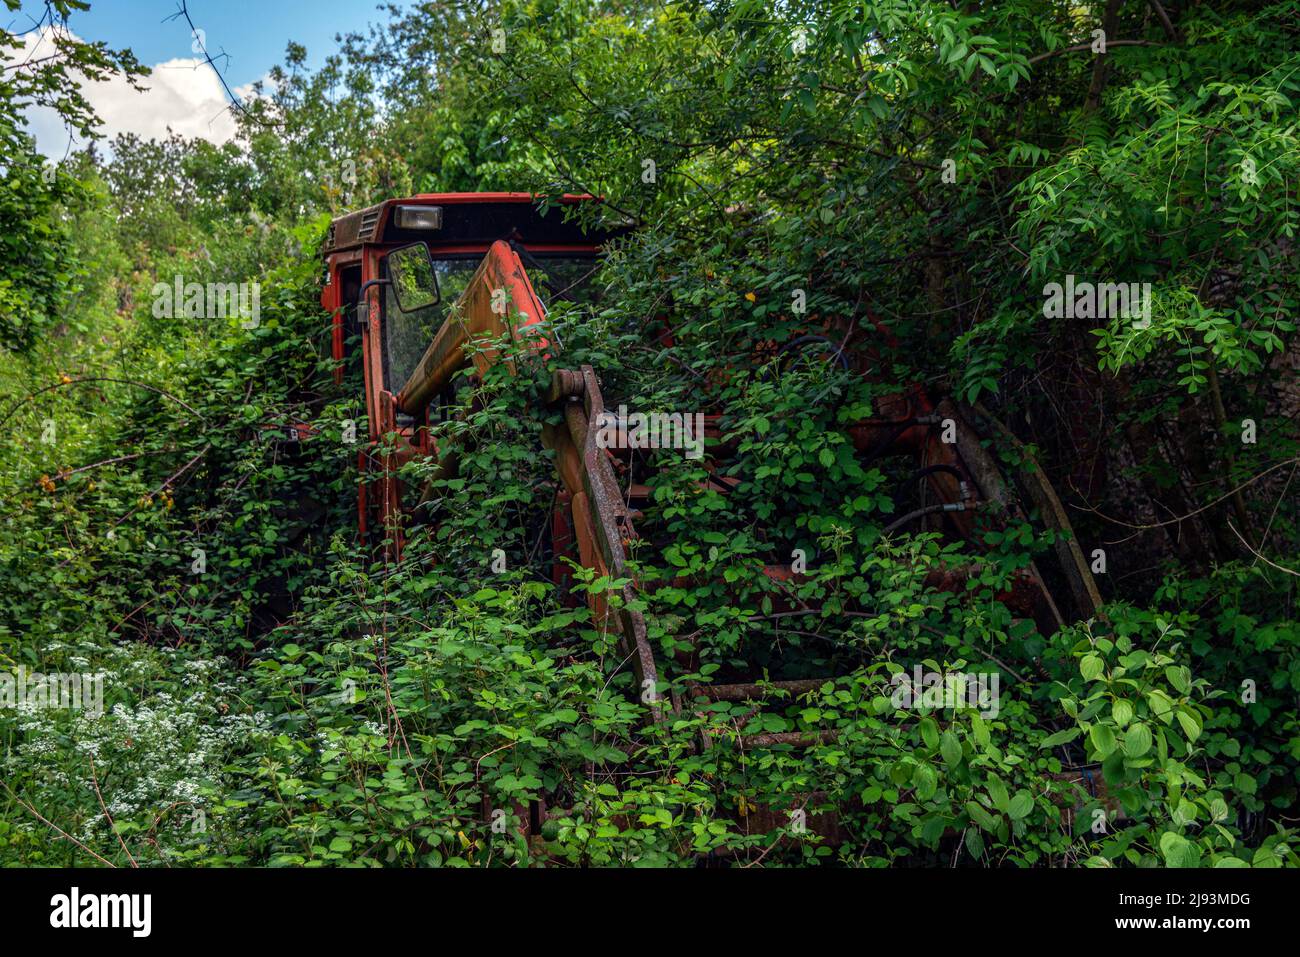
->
[317,191,1105,841]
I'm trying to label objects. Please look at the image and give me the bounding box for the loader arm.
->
[397,240,550,412]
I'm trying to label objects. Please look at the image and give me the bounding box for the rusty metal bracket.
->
[548,365,663,722]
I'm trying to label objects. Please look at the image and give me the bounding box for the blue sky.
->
[7,0,412,154]
[9,0,404,86]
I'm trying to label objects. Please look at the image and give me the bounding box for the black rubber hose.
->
[882,501,971,535]
[906,463,965,484]
[777,334,851,370]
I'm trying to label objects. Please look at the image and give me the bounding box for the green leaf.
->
[940,730,962,767]
[1080,654,1105,681]
[919,716,940,750]
[966,801,996,832]
[1175,708,1202,743]
[1122,723,1152,757]
[1159,831,1201,868]
[1089,722,1118,758]
[1209,797,1230,822]
[1040,727,1080,748]
[1007,790,1033,821]
[913,763,938,800]
[1252,845,1280,868]
[1165,665,1192,694]
[1148,689,1176,724]
[987,774,1010,813]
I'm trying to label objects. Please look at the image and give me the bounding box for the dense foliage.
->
[1,0,1297,867]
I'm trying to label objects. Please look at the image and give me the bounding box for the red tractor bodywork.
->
[319,193,614,547]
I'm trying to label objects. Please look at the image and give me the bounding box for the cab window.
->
[382,257,479,392]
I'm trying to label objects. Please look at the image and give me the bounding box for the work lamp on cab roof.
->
[392,205,443,230]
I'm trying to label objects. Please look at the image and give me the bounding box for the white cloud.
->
[11,26,263,157]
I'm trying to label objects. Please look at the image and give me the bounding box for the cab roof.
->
[322,192,625,254]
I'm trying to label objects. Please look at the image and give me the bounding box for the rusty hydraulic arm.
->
[396,239,550,414]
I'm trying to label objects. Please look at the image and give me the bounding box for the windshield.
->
[527,255,602,308]
[383,253,602,392]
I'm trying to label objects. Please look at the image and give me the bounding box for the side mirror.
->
[387,242,440,313]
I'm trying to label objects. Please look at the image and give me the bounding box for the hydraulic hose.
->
[882,500,977,535]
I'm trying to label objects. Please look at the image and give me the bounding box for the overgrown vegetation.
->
[1,0,1297,868]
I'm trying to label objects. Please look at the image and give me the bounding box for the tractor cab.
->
[319,193,621,541]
